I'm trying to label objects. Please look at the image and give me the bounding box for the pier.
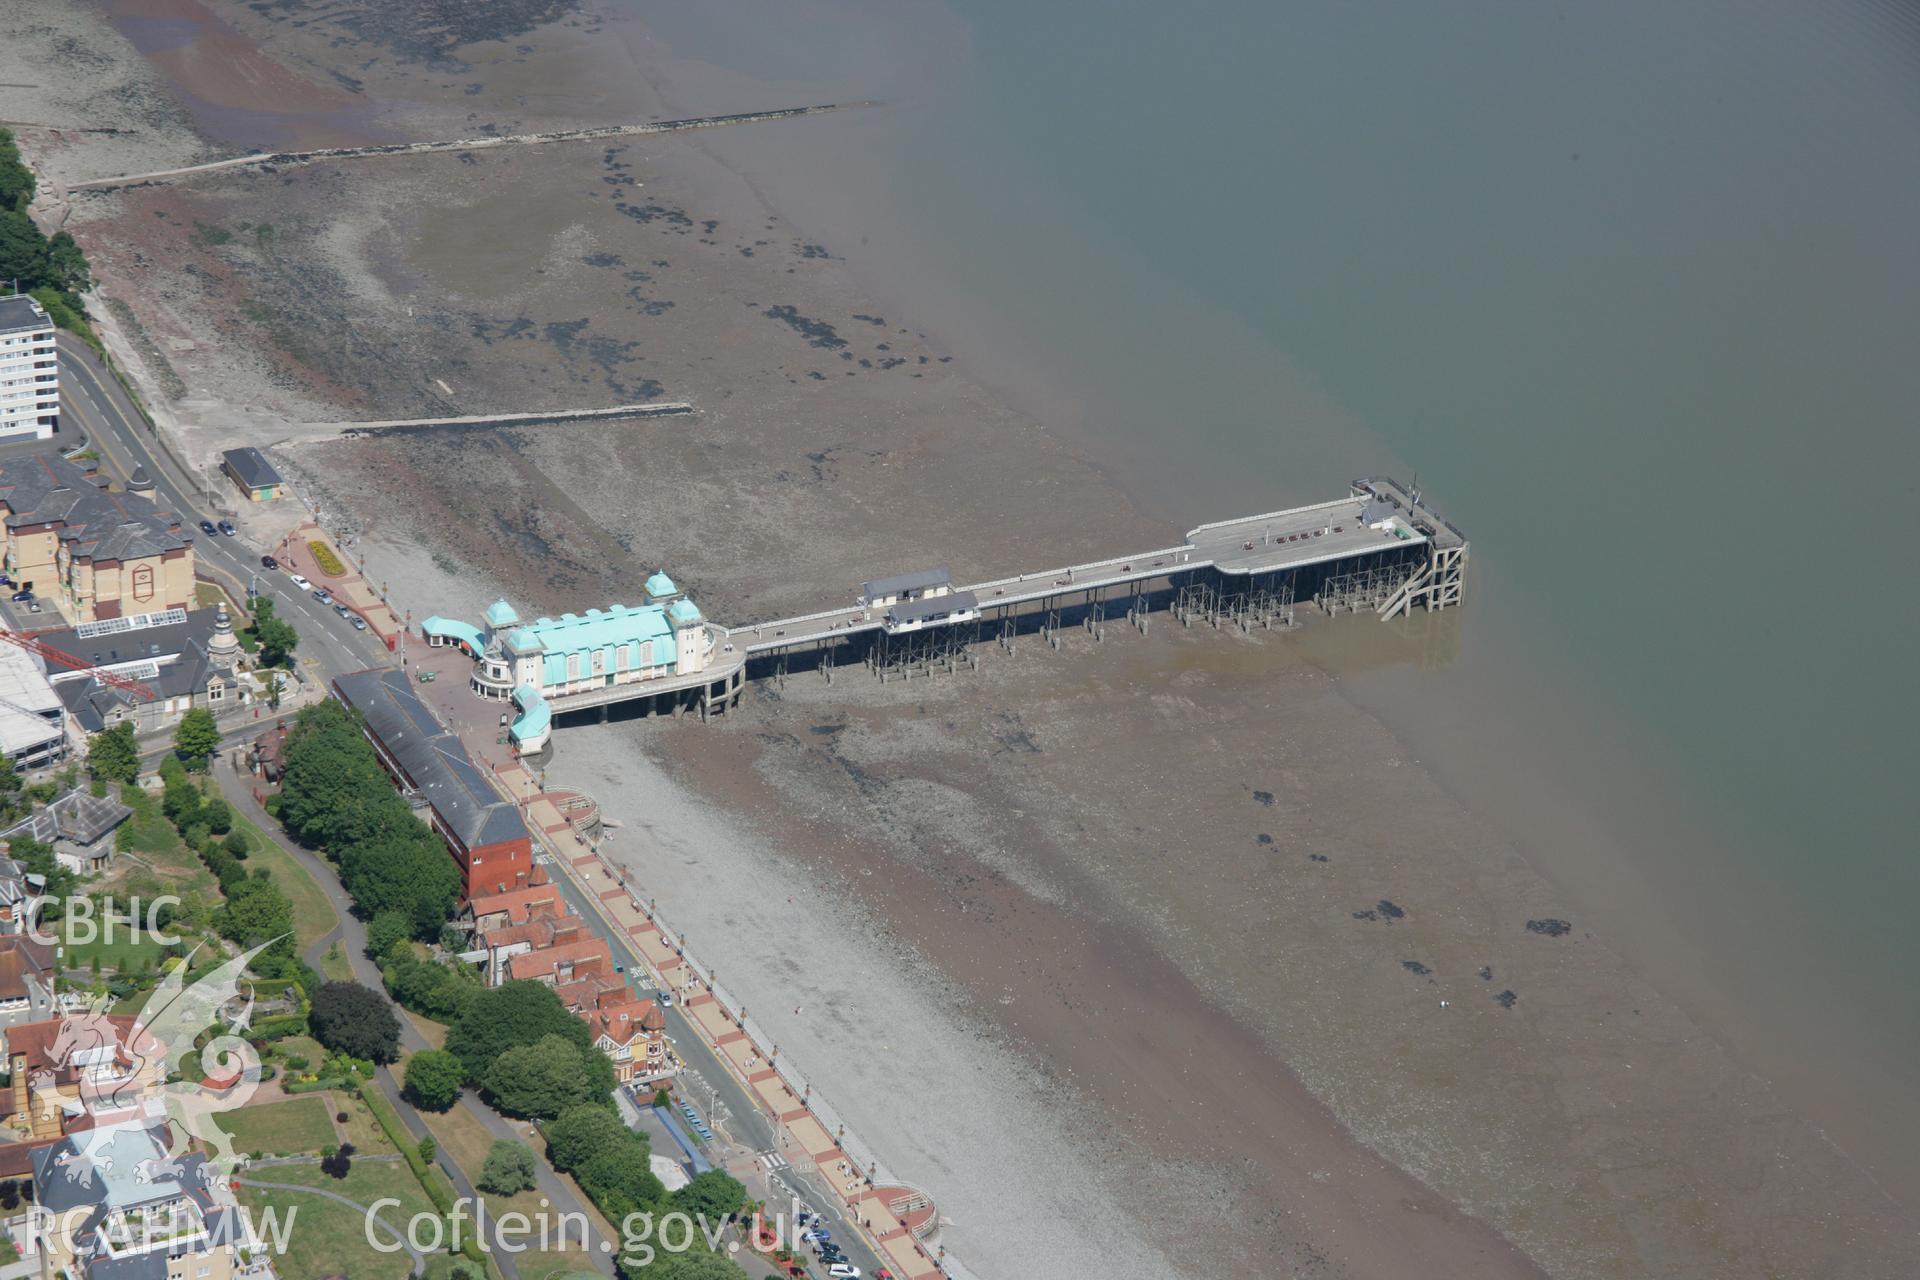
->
[421,478,1467,750]
[730,476,1465,679]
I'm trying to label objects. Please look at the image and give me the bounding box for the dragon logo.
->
[39,939,280,1198]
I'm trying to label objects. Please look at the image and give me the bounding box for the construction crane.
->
[0,629,155,701]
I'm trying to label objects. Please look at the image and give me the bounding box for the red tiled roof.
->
[507,937,611,982]
[590,998,664,1046]
[0,935,52,1002]
[554,975,620,1013]
[5,1013,157,1074]
[467,882,562,927]
[480,915,587,954]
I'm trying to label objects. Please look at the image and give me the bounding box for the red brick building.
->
[333,668,532,899]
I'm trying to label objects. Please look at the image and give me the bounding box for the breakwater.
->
[69,102,875,192]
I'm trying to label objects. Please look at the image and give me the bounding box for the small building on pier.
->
[861,567,952,609]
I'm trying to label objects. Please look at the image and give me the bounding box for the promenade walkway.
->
[466,744,950,1280]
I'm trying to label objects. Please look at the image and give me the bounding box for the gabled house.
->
[504,935,613,989]
[586,989,671,1085]
[0,934,54,1023]
[1,788,133,875]
[27,1119,266,1280]
[5,1012,165,1140]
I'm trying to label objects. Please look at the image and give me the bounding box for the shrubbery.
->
[277,702,458,934]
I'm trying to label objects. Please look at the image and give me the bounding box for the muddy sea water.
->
[608,0,1920,1195]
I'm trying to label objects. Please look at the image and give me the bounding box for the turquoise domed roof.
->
[645,571,678,600]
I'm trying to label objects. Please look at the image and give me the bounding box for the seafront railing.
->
[544,840,966,1277]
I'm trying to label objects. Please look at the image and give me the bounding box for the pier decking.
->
[725,477,1466,658]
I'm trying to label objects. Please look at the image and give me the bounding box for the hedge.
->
[361,1085,487,1266]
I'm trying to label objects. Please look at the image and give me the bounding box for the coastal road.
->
[60,334,878,1276]
[52,332,379,683]
[534,850,893,1280]
[216,756,619,1279]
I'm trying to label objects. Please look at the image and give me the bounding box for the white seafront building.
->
[0,295,58,443]
[422,571,718,755]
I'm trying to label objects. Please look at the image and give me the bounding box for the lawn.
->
[317,942,353,982]
[115,786,216,894]
[60,918,164,974]
[215,1096,338,1158]
[228,812,338,953]
[403,1009,449,1050]
[404,1060,601,1278]
[236,1157,443,1280]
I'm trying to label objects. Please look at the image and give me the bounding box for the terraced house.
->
[0,453,194,622]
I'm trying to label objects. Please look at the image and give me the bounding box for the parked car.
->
[9,589,32,603]
[0,574,12,587]
[350,616,368,631]
[217,519,237,536]
[802,1228,832,1243]
[312,588,332,605]
[198,519,219,536]
[826,1265,861,1279]
[656,989,674,1007]
[333,602,353,618]
[287,573,312,590]
[260,554,278,570]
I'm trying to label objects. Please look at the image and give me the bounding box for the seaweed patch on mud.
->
[764,304,847,350]
[245,0,582,65]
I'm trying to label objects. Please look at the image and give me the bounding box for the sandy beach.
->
[6,1,1919,1276]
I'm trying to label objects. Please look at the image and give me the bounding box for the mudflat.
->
[5,1,1916,1275]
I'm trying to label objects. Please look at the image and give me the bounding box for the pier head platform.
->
[419,477,1465,753]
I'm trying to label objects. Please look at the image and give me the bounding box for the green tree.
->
[385,950,479,1021]
[86,723,140,786]
[670,1170,746,1223]
[478,1140,537,1195]
[308,981,400,1063]
[222,827,252,858]
[580,1142,665,1208]
[622,1248,750,1280]
[365,910,411,963]
[447,981,613,1095]
[201,797,233,835]
[43,232,89,295]
[402,1049,463,1111]
[0,209,47,286]
[172,708,220,771]
[277,703,389,848]
[0,758,24,826]
[0,130,35,210]
[483,1034,590,1119]
[213,877,294,961]
[417,1136,435,1163]
[339,826,459,936]
[249,597,300,667]
[544,1105,629,1174]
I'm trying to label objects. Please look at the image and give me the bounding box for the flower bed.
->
[308,540,347,577]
